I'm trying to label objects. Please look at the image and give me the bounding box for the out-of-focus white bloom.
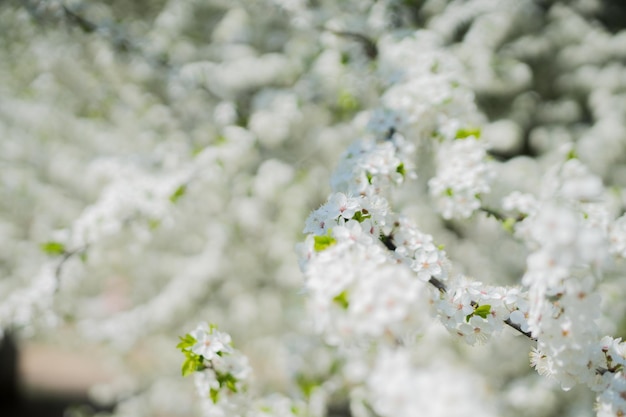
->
[557,159,604,202]
[249,90,302,147]
[482,119,523,154]
[367,349,497,417]
[0,263,59,335]
[251,394,306,417]
[429,136,494,219]
[609,215,626,258]
[502,191,539,216]
[194,370,220,398]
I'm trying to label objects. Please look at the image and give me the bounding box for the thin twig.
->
[53,246,87,293]
[380,232,536,342]
[479,206,507,221]
[61,5,97,33]
[504,318,536,340]
[428,277,447,294]
[325,29,378,59]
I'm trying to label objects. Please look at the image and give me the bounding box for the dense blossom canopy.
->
[3,0,626,416]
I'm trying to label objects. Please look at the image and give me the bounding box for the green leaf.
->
[445,187,454,196]
[566,148,578,160]
[455,128,481,139]
[332,291,349,309]
[430,60,440,73]
[216,371,239,393]
[396,163,406,177]
[295,374,319,399]
[40,241,66,256]
[314,235,336,252]
[337,90,359,112]
[210,388,219,404]
[366,172,373,184]
[176,334,197,351]
[466,304,491,322]
[181,355,199,377]
[502,218,516,234]
[474,304,491,319]
[225,376,238,393]
[169,184,187,203]
[352,211,371,223]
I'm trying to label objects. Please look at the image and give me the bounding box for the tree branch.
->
[325,29,378,59]
[61,5,97,33]
[379,232,536,342]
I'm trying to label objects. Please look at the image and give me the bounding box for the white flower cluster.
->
[391,216,449,282]
[367,348,497,417]
[179,324,311,417]
[428,134,494,219]
[597,371,626,417]
[299,8,626,415]
[609,215,626,259]
[302,192,388,237]
[7,1,626,417]
[297,26,534,417]
[299,219,427,344]
[434,276,529,346]
[179,324,252,416]
[299,29,526,354]
[330,133,416,197]
[376,31,494,220]
[498,155,626,407]
[377,32,478,132]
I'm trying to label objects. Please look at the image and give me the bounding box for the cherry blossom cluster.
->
[298,26,530,354]
[496,153,626,413]
[177,323,252,416]
[298,16,626,417]
[428,134,495,219]
[5,1,626,417]
[178,324,310,417]
[366,348,497,417]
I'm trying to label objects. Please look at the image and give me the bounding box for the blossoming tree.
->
[3,0,626,416]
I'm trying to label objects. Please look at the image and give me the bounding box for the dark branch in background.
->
[53,246,88,293]
[61,5,97,33]
[325,29,378,59]
[385,127,396,141]
[479,206,507,222]
[379,232,536,341]
[20,1,168,68]
[480,206,527,228]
